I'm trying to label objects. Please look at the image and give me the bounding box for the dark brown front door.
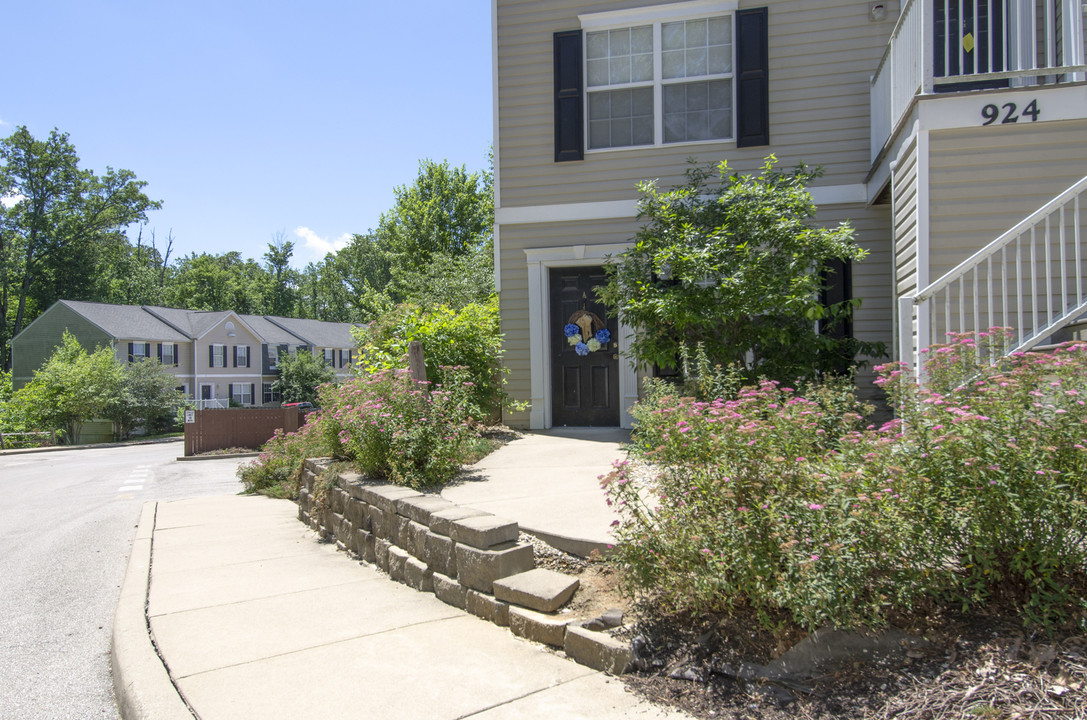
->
[549,266,620,427]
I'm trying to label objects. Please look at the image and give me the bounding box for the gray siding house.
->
[12,301,359,408]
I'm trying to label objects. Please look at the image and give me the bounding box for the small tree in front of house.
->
[273,349,335,405]
[599,157,884,384]
[105,359,186,439]
[13,331,122,443]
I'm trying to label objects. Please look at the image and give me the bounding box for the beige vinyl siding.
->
[497,0,893,208]
[892,137,920,298]
[927,120,1087,283]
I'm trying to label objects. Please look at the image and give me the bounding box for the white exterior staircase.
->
[899,174,1087,375]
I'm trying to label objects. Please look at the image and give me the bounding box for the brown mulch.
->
[538,540,1087,720]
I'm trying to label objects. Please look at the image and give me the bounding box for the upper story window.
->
[324,348,335,367]
[586,14,734,149]
[554,2,767,161]
[160,343,176,366]
[234,345,249,368]
[210,344,226,368]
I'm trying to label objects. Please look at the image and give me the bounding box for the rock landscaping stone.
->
[405,521,429,560]
[396,495,458,525]
[466,590,510,627]
[356,528,375,564]
[388,546,410,582]
[432,572,467,609]
[403,556,434,593]
[764,627,929,679]
[374,538,391,572]
[357,484,423,514]
[422,531,457,578]
[508,607,569,648]
[337,472,367,500]
[366,505,390,540]
[393,514,411,548]
[450,515,519,549]
[428,507,491,537]
[455,542,535,593]
[492,568,579,613]
[330,487,347,514]
[564,625,633,675]
[344,498,365,527]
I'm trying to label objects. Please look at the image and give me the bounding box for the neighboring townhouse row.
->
[11,301,360,407]
[492,0,1087,429]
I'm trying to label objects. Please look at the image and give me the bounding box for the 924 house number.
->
[981,99,1040,125]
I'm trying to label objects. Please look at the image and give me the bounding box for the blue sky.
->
[2,1,494,268]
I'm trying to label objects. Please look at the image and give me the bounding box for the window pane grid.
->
[585,14,734,150]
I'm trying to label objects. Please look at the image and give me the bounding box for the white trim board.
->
[579,0,738,29]
[524,244,637,430]
[496,184,867,225]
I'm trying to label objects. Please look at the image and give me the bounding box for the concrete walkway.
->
[114,432,689,720]
[443,428,629,556]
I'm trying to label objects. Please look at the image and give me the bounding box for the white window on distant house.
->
[234,345,249,368]
[160,343,177,366]
[128,342,151,363]
[324,348,335,367]
[230,383,253,406]
[583,6,735,149]
[210,344,226,368]
[263,383,281,404]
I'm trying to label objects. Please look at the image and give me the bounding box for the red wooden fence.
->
[184,408,305,456]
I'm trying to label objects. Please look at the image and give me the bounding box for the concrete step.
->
[492,568,579,613]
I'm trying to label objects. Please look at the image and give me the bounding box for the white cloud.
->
[1,193,24,208]
[294,226,352,257]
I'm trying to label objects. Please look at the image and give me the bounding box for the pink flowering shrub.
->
[237,417,326,498]
[606,335,1087,630]
[316,365,481,489]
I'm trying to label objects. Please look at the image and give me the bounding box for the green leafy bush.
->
[317,367,481,489]
[607,336,1087,631]
[237,418,325,498]
[354,298,512,419]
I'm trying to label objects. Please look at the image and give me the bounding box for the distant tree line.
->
[0,125,494,370]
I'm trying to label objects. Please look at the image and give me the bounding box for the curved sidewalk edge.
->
[111,501,194,720]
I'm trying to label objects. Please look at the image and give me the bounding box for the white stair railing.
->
[900,175,1087,375]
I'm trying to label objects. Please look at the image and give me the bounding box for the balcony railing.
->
[899,175,1087,375]
[871,0,1086,161]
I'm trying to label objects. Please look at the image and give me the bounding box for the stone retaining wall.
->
[297,459,633,675]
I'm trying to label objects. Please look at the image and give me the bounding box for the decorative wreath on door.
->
[563,310,612,356]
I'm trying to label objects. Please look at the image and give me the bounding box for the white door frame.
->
[525,244,637,429]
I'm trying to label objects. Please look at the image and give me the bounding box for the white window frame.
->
[231,382,253,406]
[161,343,176,366]
[211,344,226,368]
[323,348,335,367]
[235,344,249,368]
[132,343,148,361]
[580,0,739,152]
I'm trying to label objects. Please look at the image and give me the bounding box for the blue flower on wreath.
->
[595,328,611,344]
[575,341,590,356]
[564,323,581,338]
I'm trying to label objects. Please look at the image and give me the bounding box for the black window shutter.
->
[250,383,255,404]
[174,344,179,366]
[228,384,234,401]
[128,343,134,363]
[157,343,163,362]
[246,346,251,368]
[144,343,151,358]
[554,30,584,162]
[233,346,238,367]
[209,345,214,367]
[736,7,770,148]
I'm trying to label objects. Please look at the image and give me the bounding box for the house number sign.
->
[981,99,1040,126]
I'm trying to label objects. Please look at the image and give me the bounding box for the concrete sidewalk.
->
[113,432,690,719]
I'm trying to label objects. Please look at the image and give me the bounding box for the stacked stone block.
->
[297,458,633,675]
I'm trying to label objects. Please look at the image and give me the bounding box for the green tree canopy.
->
[0,126,161,370]
[273,349,336,405]
[600,157,884,383]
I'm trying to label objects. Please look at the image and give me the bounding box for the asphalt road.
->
[0,442,248,720]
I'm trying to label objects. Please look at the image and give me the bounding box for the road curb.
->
[111,501,194,720]
[176,452,260,462]
[0,436,183,457]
